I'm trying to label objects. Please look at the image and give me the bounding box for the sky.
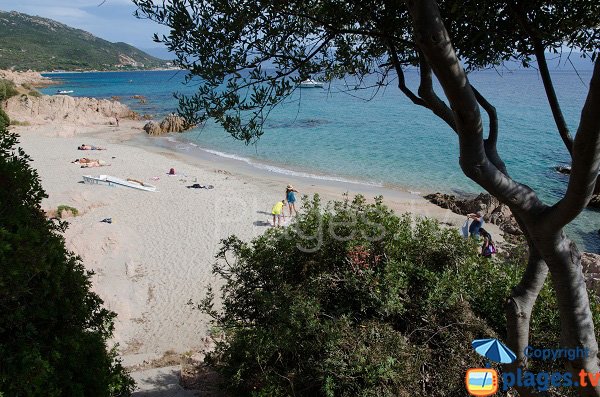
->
[0,0,171,57]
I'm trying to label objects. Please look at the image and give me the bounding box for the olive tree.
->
[134,0,600,395]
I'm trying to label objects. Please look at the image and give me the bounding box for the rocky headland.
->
[4,94,135,126]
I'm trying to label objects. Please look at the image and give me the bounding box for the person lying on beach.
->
[72,158,110,167]
[271,199,286,227]
[78,144,106,150]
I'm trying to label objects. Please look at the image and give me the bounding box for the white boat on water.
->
[56,90,74,95]
[299,79,324,88]
[83,175,157,192]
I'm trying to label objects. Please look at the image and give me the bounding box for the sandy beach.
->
[7,94,503,393]
[13,118,500,353]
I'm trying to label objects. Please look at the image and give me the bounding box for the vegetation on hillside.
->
[0,127,134,396]
[0,11,169,71]
[200,195,599,396]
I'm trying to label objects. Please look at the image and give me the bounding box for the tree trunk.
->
[534,231,600,396]
[505,248,548,397]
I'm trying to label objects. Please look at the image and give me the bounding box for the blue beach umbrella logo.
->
[472,338,516,364]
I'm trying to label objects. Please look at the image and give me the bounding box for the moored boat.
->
[299,79,324,88]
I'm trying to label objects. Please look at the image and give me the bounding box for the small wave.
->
[201,148,382,187]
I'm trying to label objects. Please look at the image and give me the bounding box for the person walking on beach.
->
[272,199,286,227]
[286,184,299,216]
[467,211,484,238]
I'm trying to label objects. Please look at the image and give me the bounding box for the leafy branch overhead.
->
[134,0,599,143]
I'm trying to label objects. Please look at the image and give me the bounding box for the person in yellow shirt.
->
[271,199,286,227]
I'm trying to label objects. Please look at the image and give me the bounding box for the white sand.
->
[12,119,502,367]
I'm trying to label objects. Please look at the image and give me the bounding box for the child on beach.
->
[271,199,286,227]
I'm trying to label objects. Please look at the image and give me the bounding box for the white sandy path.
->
[13,120,504,367]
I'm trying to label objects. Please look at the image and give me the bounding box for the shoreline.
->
[126,129,472,220]
[41,67,183,75]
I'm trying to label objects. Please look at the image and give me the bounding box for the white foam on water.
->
[201,148,383,187]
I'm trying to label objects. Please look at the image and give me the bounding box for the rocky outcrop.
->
[553,165,600,208]
[424,192,522,235]
[143,121,162,135]
[555,165,571,175]
[3,94,135,125]
[143,114,194,135]
[0,70,52,86]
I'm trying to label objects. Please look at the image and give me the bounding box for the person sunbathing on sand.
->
[78,144,106,150]
[72,158,110,167]
[80,160,110,168]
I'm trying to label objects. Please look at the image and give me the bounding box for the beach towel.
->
[461,219,469,238]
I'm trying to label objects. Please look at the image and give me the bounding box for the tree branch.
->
[534,39,574,156]
[404,0,545,216]
[546,58,600,229]
[417,53,457,132]
[387,41,428,108]
[471,85,508,176]
[509,3,574,156]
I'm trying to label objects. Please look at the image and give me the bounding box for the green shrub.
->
[28,90,42,98]
[201,194,598,396]
[0,127,134,396]
[0,79,18,100]
[0,109,9,129]
[57,204,79,218]
[9,120,30,127]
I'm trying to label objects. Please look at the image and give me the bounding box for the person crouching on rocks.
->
[479,228,497,258]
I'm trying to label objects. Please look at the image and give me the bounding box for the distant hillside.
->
[0,11,169,71]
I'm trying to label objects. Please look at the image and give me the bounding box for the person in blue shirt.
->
[467,212,484,238]
[286,184,299,216]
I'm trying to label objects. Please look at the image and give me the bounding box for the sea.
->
[40,69,600,252]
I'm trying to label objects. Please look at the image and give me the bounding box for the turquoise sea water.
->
[41,69,599,251]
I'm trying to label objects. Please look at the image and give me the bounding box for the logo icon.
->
[466,338,516,396]
[466,368,498,396]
